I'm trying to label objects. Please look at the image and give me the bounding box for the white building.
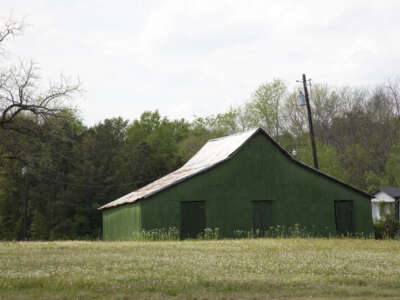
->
[371,187,400,221]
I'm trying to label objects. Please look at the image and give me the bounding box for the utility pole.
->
[302,74,319,170]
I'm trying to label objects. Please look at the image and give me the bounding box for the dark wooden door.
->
[334,200,353,235]
[253,201,273,234]
[181,201,205,239]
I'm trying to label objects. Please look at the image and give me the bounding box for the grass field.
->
[0,239,400,299]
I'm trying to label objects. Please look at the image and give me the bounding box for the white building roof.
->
[98,128,259,210]
[371,191,396,203]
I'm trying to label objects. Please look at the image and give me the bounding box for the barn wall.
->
[139,132,373,237]
[102,202,141,240]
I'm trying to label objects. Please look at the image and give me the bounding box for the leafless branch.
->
[0,15,25,56]
[0,60,81,130]
[386,77,400,118]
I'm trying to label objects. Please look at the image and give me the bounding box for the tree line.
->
[1,16,400,240]
[1,79,399,240]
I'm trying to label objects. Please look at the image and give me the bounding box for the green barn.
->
[99,128,373,240]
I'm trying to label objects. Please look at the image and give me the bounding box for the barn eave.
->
[98,127,370,211]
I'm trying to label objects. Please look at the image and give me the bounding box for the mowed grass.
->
[0,239,400,299]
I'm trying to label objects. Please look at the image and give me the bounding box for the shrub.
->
[132,227,180,241]
[197,228,220,240]
[233,224,316,239]
[374,219,400,239]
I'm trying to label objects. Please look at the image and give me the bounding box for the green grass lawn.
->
[0,239,399,299]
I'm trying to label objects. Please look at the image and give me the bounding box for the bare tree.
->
[0,15,24,55]
[282,91,307,137]
[0,16,81,132]
[0,61,80,130]
[386,77,400,118]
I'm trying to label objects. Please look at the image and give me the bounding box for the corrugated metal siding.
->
[99,129,259,210]
[103,203,141,240]
[139,134,373,238]
[102,131,373,240]
[100,127,369,211]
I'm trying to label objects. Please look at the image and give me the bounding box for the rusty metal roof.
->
[98,128,260,210]
[99,127,370,210]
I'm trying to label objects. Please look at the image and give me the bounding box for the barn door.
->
[334,200,353,235]
[252,201,273,235]
[180,201,205,239]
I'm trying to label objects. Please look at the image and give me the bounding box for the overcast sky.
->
[3,1,400,125]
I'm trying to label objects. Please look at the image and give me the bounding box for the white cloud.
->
[2,0,400,125]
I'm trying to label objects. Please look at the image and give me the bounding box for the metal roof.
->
[99,127,370,210]
[376,187,400,198]
[98,128,259,210]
